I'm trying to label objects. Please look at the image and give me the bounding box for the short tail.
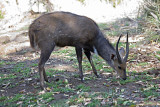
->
[28,27,37,49]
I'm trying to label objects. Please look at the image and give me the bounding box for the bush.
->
[141,0,160,43]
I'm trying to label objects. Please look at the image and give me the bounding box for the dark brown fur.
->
[29,11,129,89]
[29,12,99,49]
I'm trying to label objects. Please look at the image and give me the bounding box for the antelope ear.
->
[119,47,125,59]
[111,54,116,60]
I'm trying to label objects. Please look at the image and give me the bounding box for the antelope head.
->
[111,33,129,80]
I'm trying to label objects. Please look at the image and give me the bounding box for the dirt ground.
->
[0,16,160,106]
[0,32,160,106]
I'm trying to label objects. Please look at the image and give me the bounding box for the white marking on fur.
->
[82,48,84,52]
[93,46,98,54]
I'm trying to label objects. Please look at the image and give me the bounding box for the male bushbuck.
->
[29,11,129,89]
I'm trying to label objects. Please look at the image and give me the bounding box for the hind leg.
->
[43,67,48,82]
[38,43,55,89]
[75,47,83,81]
[84,50,99,78]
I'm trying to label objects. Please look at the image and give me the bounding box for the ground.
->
[0,18,160,106]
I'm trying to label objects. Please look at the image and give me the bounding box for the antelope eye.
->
[118,66,122,69]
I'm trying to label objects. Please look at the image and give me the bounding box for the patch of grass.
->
[0,74,17,81]
[0,10,4,19]
[98,23,109,30]
[112,42,127,49]
[137,74,153,82]
[98,22,121,37]
[145,34,160,43]
[119,77,136,85]
[46,68,65,74]
[98,18,142,37]
[51,100,68,107]
[0,60,5,66]
[68,91,136,106]
[47,80,74,93]
[73,73,79,78]
[0,96,8,106]
[31,63,38,67]
[117,98,135,106]
[155,51,160,60]
[54,47,75,55]
[87,99,101,106]
[77,0,85,4]
[1,92,54,106]
[104,68,113,73]
[107,30,120,36]
[0,94,24,106]
[76,84,91,92]
[68,95,79,105]
[12,62,31,77]
[129,43,138,48]
[0,60,16,67]
[109,71,155,85]
[155,55,160,60]
[84,75,97,81]
[137,62,148,66]
[39,92,54,103]
[128,53,137,61]
[142,85,159,100]
[68,93,98,106]
[156,51,160,55]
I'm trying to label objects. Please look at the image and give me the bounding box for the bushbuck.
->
[29,11,129,89]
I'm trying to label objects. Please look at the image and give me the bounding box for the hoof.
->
[80,77,84,82]
[45,79,49,82]
[96,74,100,78]
[40,86,45,90]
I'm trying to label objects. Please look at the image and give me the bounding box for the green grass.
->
[0,74,17,82]
[0,10,4,19]
[142,85,159,99]
[0,60,16,67]
[0,92,54,106]
[107,70,155,85]
[31,63,38,67]
[76,84,91,92]
[0,94,23,106]
[39,92,55,103]
[46,68,65,74]
[67,91,136,106]
[47,80,74,93]
[98,23,109,30]
[155,51,160,60]
[137,62,148,66]
[12,62,31,77]
[0,61,5,67]
[145,34,160,43]
[116,98,135,106]
[50,100,68,107]
[98,18,143,37]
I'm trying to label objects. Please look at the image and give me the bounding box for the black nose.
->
[123,77,127,80]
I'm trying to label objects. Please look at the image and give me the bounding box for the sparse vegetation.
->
[0,10,4,19]
[0,42,159,106]
[141,0,160,43]
[0,1,160,106]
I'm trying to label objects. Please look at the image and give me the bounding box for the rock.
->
[0,36,10,44]
[0,41,30,55]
